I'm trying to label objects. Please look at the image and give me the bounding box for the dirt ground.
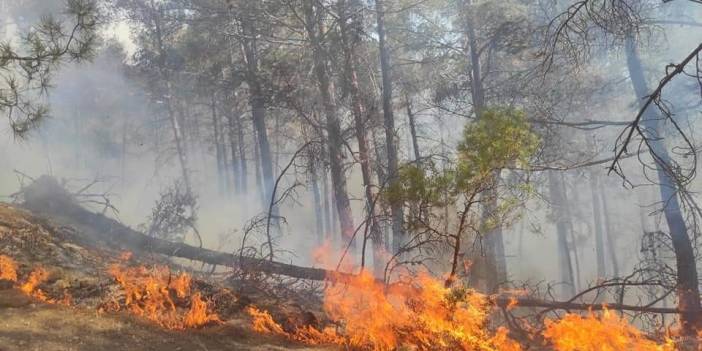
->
[0,298,334,351]
[0,192,335,351]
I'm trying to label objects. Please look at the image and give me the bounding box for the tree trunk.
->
[589,170,607,279]
[561,173,581,291]
[462,2,506,289]
[253,130,265,208]
[238,5,274,204]
[464,0,485,115]
[600,186,620,277]
[152,7,192,195]
[548,171,576,298]
[375,0,404,253]
[167,99,192,195]
[235,112,247,193]
[625,37,702,334]
[322,163,332,239]
[311,166,324,240]
[212,94,227,194]
[405,94,421,163]
[338,0,383,274]
[226,110,241,196]
[371,125,392,252]
[303,0,356,247]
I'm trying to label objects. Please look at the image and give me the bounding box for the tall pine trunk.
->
[339,0,383,273]
[405,94,421,163]
[303,0,356,247]
[625,37,701,334]
[375,0,404,253]
[226,110,242,196]
[238,4,274,204]
[600,186,619,277]
[589,170,607,279]
[548,171,576,298]
[311,165,324,240]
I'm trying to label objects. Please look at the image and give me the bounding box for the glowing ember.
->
[0,254,18,281]
[543,309,676,351]
[107,263,219,329]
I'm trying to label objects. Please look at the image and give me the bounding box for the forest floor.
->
[0,199,334,351]
[0,302,330,351]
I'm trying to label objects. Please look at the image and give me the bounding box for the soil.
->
[0,190,336,351]
[0,299,333,351]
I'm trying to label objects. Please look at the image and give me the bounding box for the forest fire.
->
[106,261,220,329]
[543,309,676,351]
[3,0,702,348]
[0,255,71,304]
[0,254,18,281]
[247,250,684,350]
[248,270,522,350]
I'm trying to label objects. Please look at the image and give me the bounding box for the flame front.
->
[247,268,687,350]
[0,254,18,281]
[0,255,70,304]
[248,270,521,350]
[107,263,219,329]
[543,309,676,351]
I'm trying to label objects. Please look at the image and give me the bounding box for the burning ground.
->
[0,177,694,350]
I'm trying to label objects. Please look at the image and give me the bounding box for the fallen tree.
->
[15,176,680,316]
[19,176,352,283]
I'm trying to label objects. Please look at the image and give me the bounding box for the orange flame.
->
[107,263,219,329]
[20,267,51,302]
[0,255,18,282]
[543,309,676,351]
[246,306,344,345]
[184,292,221,328]
[248,270,521,350]
[247,306,286,335]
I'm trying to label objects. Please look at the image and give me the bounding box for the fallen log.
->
[20,176,354,283]
[491,296,679,314]
[16,176,682,315]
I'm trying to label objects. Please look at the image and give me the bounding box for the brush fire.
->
[0,177,700,350]
[0,176,700,351]
[3,0,702,349]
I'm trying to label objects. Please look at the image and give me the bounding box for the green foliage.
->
[456,107,539,191]
[0,0,98,138]
[385,107,539,220]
